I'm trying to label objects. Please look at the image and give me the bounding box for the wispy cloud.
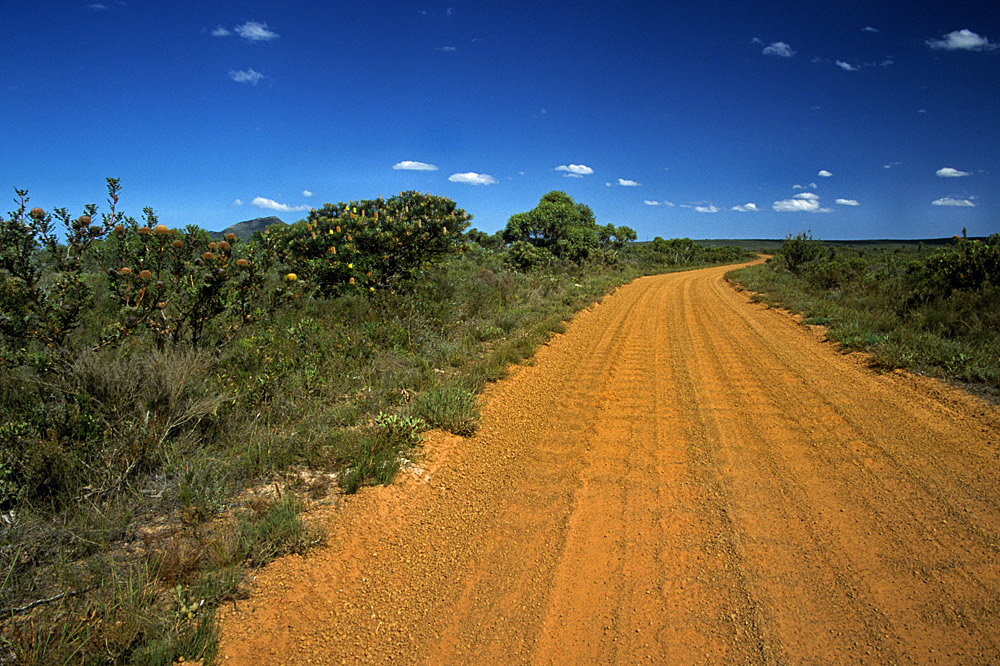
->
[448,172,498,185]
[694,204,720,213]
[393,160,439,171]
[231,199,244,206]
[643,200,675,207]
[835,198,860,206]
[88,3,107,10]
[862,26,879,33]
[229,69,264,84]
[936,167,971,178]
[762,41,795,58]
[211,25,231,36]
[555,164,594,177]
[252,196,310,212]
[883,162,901,169]
[932,197,976,207]
[836,60,859,71]
[818,170,833,177]
[927,29,997,52]
[302,190,314,197]
[732,203,760,212]
[617,178,641,187]
[235,21,279,42]
[793,183,818,190]
[436,46,457,52]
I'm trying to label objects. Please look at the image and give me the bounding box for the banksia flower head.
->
[119,267,132,276]
[235,258,249,268]
[139,269,152,280]
[29,207,45,220]
[329,246,336,255]
[171,239,184,248]
[153,224,169,235]
[114,224,125,234]
[349,277,355,285]
[139,226,151,235]
[336,225,341,233]
[203,252,215,261]
[225,232,236,242]
[208,242,218,251]
[286,273,297,282]
[219,241,230,252]
[78,215,92,226]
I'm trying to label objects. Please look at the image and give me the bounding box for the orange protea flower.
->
[138,226,151,235]
[138,269,152,279]
[28,207,45,220]
[153,224,169,235]
[203,252,215,261]
[235,258,249,268]
[286,273,298,281]
[171,239,184,248]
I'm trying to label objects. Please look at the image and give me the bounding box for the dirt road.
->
[218,261,1000,665]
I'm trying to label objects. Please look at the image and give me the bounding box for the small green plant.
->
[414,386,481,436]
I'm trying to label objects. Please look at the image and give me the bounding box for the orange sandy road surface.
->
[218,260,1000,665]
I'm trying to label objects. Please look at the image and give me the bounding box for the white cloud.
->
[774,192,830,212]
[883,162,901,169]
[836,60,859,71]
[818,170,833,177]
[229,69,264,84]
[393,160,438,171]
[932,197,976,207]
[927,29,997,52]
[762,41,795,57]
[936,167,971,178]
[437,46,457,52]
[605,182,613,187]
[732,203,760,212]
[251,197,310,212]
[302,190,314,197]
[617,178,641,187]
[643,200,661,206]
[835,198,860,206]
[235,21,279,42]
[212,25,231,36]
[231,199,244,206]
[862,26,879,33]
[88,3,107,9]
[694,205,720,213]
[555,164,594,176]
[448,172,497,185]
[793,183,818,190]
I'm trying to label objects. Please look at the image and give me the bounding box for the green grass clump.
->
[414,386,481,436]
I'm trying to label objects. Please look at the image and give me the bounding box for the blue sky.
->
[4,1,999,240]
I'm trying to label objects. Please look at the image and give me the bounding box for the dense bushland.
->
[1,181,751,664]
[728,232,1000,388]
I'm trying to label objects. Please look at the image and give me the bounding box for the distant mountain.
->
[209,216,286,241]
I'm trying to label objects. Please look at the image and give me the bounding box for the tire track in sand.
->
[218,260,1000,665]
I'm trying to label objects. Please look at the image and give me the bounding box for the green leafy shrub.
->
[777,231,823,274]
[271,191,471,296]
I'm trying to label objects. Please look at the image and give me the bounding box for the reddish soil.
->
[218,261,1000,665]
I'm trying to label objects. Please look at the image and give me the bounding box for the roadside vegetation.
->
[0,182,752,664]
[728,231,1000,390]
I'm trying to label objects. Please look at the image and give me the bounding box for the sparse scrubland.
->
[0,182,752,664]
[728,231,1000,390]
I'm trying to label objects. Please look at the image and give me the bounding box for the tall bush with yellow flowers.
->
[270,191,471,296]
